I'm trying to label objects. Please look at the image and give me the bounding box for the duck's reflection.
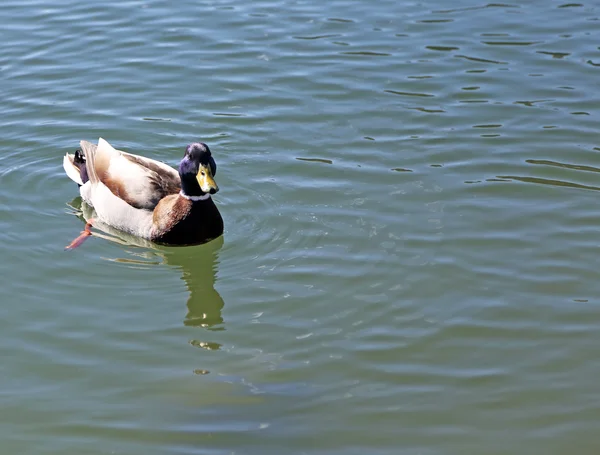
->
[67,198,225,331]
[171,237,225,330]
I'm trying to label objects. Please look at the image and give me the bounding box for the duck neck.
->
[180,175,208,201]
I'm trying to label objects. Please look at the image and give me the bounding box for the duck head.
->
[179,142,219,196]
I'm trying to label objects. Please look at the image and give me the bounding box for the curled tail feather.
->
[63,152,84,186]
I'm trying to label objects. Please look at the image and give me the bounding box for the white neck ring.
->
[179,191,210,201]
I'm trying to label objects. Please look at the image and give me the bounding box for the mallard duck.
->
[63,138,223,248]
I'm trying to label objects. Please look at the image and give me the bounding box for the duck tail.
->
[63,150,85,186]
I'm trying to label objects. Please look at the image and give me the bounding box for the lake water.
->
[2,1,600,454]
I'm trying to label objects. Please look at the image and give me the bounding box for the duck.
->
[62,138,224,249]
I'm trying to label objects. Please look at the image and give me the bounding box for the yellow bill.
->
[196,163,219,194]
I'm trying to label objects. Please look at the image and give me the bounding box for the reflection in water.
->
[455,54,506,64]
[495,176,600,191]
[170,240,225,330]
[296,157,333,165]
[526,159,600,173]
[67,198,225,332]
[385,89,434,98]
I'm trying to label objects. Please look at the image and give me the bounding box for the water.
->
[2,1,600,453]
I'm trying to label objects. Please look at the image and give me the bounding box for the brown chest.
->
[152,197,223,246]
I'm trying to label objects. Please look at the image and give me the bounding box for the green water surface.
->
[2,1,600,454]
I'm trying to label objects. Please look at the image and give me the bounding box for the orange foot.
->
[65,219,95,250]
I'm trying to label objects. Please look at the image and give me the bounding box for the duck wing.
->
[80,138,181,211]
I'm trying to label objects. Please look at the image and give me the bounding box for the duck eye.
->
[201,171,206,176]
